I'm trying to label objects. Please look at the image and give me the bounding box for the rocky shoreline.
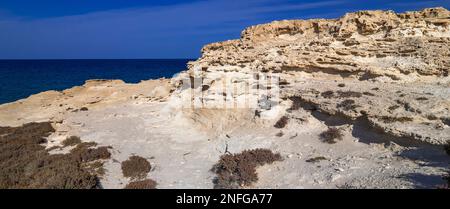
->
[0,7,449,189]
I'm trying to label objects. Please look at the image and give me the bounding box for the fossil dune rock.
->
[183,7,450,145]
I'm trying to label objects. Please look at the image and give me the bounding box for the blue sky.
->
[0,0,449,59]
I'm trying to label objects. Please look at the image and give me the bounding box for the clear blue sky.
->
[0,0,448,59]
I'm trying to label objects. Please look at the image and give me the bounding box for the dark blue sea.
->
[0,59,193,104]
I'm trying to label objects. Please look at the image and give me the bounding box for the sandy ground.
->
[44,98,449,189]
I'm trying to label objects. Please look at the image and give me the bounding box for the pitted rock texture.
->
[185,7,450,145]
[198,7,450,78]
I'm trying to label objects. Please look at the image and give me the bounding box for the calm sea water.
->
[0,59,193,104]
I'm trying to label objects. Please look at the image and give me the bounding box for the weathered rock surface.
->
[0,8,449,189]
[183,7,450,145]
[0,79,172,127]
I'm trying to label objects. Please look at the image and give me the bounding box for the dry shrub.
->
[202,85,210,91]
[80,107,89,111]
[85,161,106,176]
[337,99,358,111]
[62,136,81,147]
[388,105,400,111]
[306,156,328,163]
[322,90,363,99]
[279,80,290,85]
[0,122,53,143]
[121,156,151,180]
[24,154,99,189]
[320,127,344,144]
[71,143,111,163]
[0,122,108,189]
[275,131,284,137]
[211,149,283,189]
[124,179,157,189]
[363,92,375,96]
[274,116,289,129]
[426,114,438,120]
[321,91,334,98]
[416,97,428,101]
[380,116,413,123]
[254,110,261,117]
[338,83,345,87]
[336,90,362,98]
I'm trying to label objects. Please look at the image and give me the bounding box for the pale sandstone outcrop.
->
[199,7,450,77]
[0,79,173,127]
[183,7,450,145]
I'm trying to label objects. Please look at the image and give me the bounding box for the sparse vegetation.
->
[337,99,358,111]
[80,107,89,111]
[336,90,362,98]
[202,85,210,91]
[426,114,438,120]
[388,105,400,111]
[62,136,81,147]
[121,156,151,180]
[338,83,345,87]
[0,122,109,189]
[321,90,334,98]
[124,179,157,189]
[306,156,328,163]
[275,131,284,137]
[363,91,375,96]
[211,149,282,189]
[416,97,428,101]
[71,143,111,163]
[319,127,344,144]
[279,80,290,85]
[274,116,289,128]
[321,90,362,99]
[379,116,413,123]
[85,161,106,176]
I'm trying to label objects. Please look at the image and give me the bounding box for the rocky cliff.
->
[179,7,450,145]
